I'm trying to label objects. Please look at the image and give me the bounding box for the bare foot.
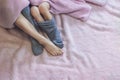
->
[40,39,63,56]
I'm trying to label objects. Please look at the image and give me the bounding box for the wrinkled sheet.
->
[0,0,120,80]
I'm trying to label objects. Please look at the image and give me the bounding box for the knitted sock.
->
[38,18,64,48]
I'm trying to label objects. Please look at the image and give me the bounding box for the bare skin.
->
[15,14,63,56]
[30,2,52,23]
[29,2,63,55]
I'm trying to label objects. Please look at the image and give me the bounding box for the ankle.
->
[38,38,49,46]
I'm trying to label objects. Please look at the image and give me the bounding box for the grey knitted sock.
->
[38,18,64,48]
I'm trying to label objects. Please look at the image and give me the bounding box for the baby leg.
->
[15,13,63,56]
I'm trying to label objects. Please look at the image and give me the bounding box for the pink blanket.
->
[0,0,106,29]
[1,0,120,80]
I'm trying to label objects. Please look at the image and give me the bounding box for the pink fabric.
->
[0,0,29,29]
[29,0,92,21]
[85,0,107,6]
[29,0,49,5]
[30,0,107,21]
[49,0,91,21]
[0,0,120,80]
[0,0,107,29]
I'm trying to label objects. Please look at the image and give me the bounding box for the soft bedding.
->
[0,0,120,80]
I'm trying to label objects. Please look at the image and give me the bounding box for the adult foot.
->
[40,39,63,56]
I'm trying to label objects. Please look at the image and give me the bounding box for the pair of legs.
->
[31,2,64,48]
[15,2,63,56]
[31,2,52,22]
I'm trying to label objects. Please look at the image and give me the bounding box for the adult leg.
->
[21,6,43,56]
[15,13,63,56]
[31,2,64,48]
[38,2,52,20]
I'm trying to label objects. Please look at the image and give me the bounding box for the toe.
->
[56,51,62,56]
[51,51,57,56]
[59,49,63,54]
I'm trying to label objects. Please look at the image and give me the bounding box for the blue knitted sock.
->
[38,18,64,48]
